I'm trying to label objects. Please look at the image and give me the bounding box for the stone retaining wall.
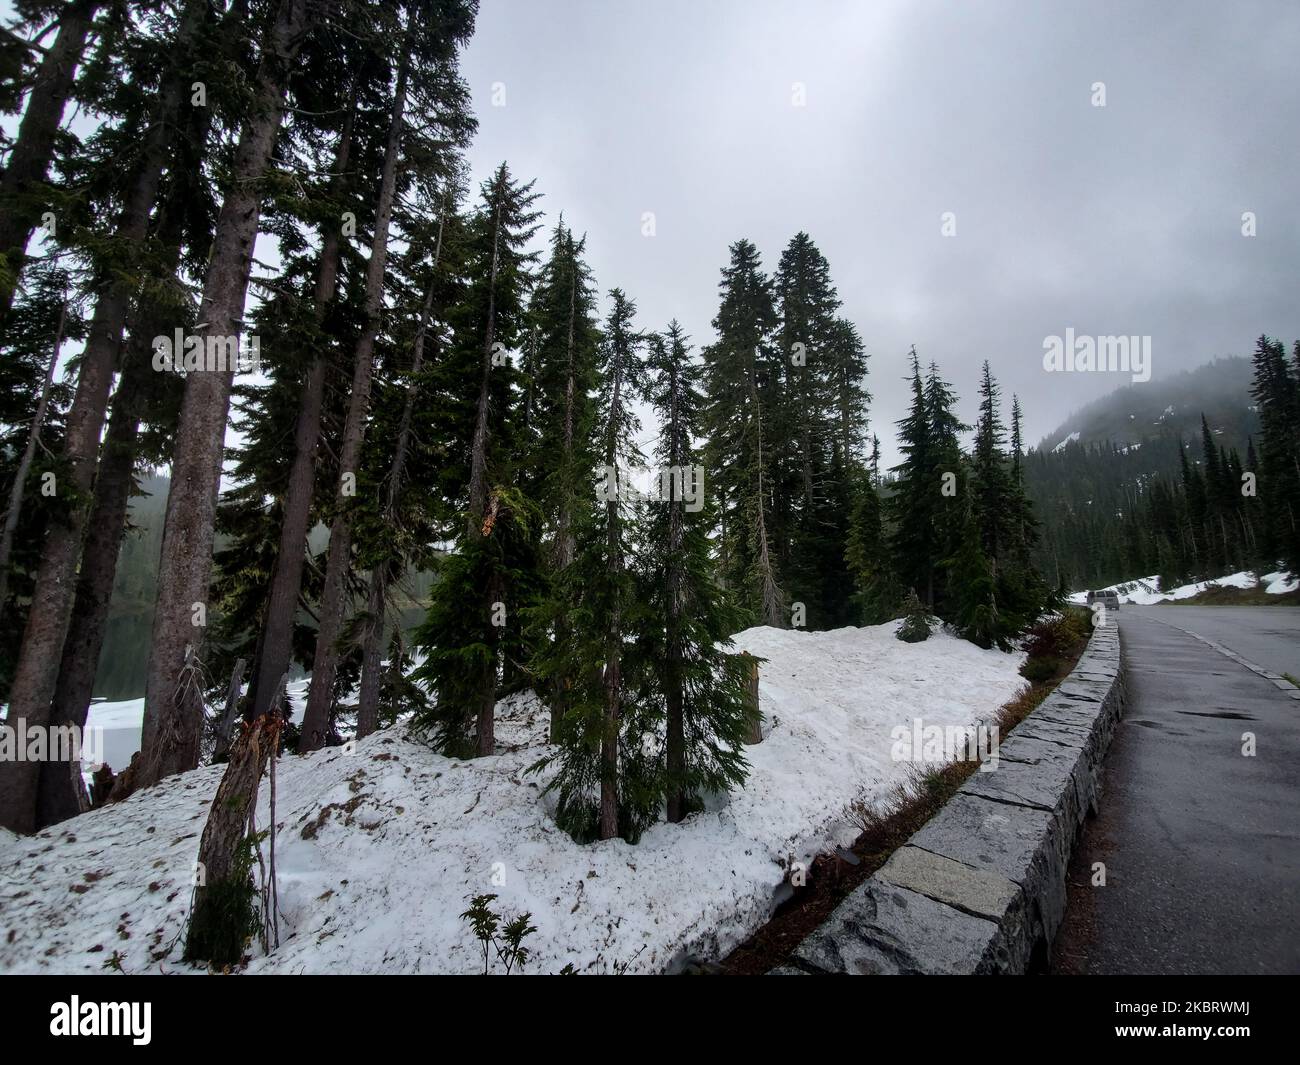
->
[778,620,1124,975]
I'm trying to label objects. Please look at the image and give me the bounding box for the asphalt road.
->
[1125,604,1300,680]
[1052,609,1300,974]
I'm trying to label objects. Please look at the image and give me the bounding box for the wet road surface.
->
[1052,610,1300,974]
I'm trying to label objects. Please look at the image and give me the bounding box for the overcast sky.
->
[456,0,1300,463]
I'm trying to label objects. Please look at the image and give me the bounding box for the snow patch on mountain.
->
[1068,569,1296,605]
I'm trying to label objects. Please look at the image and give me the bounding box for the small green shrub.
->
[183,830,265,968]
[896,590,934,643]
[1019,655,1061,683]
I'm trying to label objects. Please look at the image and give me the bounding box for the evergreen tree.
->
[529,290,655,842]
[521,219,600,736]
[845,462,898,623]
[352,177,471,741]
[1007,394,1039,568]
[643,322,758,824]
[944,486,1002,649]
[923,361,968,618]
[1249,336,1300,572]
[970,361,1013,570]
[413,162,542,757]
[889,348,939,607]
[771,236,868,627]
[701,239,784,625]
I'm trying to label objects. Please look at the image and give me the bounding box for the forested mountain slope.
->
[1037,356,1256,456]
[1025,356,1264,589]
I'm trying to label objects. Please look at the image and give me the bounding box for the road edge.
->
[775,618,1125,975]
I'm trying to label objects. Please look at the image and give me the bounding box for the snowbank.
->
[1068,569,1296,606]
[0,622,1024,975]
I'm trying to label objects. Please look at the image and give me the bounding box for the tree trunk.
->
[183,710,279,967]
[753,397,783,628]
[598,363,625,840]
[665,362,687,822]
[549,271,579,741]
[138,0,315,789]
[0,298,63,623]
[741,654,762,744]
[0,0,99,320]
[478,568,504,757]
[246,90,356,726]
[299,45,410,753]
[353,573,386,742]
[34,360,143,827]
[212,657,248,762]
[600,505,621,839]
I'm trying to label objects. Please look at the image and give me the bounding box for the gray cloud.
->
[459,0,1300,463]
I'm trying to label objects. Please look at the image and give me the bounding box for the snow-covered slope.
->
[1067,569,1297,605]
[0,622,1024,975]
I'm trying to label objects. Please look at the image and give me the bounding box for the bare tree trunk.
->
[35,359,142,827]
[138,0,315,789]
[0,0,99,320]
[355,212,444,739]
[0,1,212,832]
[0,298,63,622]
[353,574,387,741]
[299,44,410,753]
[548,272,581,741]
[478,568,503,757]
[183,710,279,967]
[212,657,248,762]
[600,498,622,839]
[741,654,762,744]
[246,90,356,725]
[752,392,783,627]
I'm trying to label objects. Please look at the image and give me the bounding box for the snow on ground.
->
[1052,430,1081,452]
[1067,569,1297,605]
[0,622,1024,975]
[1264,570,1300,594]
